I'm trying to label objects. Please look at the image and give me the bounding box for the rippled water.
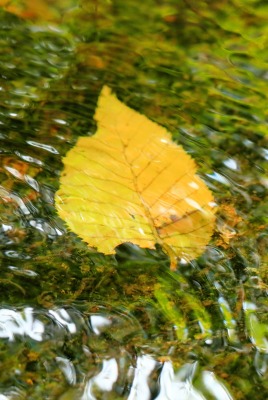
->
[0,1,267,399]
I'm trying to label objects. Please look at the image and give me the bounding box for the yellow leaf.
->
[55,86,216,269]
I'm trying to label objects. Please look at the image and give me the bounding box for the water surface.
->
[0,1,267,399]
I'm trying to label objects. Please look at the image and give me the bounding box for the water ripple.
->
[0,1,267,398]
[0,302,266,398]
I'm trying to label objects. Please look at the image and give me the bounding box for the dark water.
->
[0,1,267,399]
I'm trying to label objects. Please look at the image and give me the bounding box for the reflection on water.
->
[0,305,236,400]
[0,0,268,398]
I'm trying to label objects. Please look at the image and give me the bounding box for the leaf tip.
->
[100,85,113,98]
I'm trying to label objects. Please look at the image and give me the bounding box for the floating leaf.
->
[55,86,216,269]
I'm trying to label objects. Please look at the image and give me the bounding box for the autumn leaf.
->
[55,86,216,269]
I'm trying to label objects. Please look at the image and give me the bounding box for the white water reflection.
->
[223,158,238,171]
[90,315,112,334]
[80,357,207,400]
[26,140,59,154]
[56,356,77,385]
[0,307,44,341]
[82,358,118,400]
[0,389,24,400]
[79,356,233,400]
[202,371,233,400]
[49,308,77,334]
[206,172,230,186]
[156,361,205,400]
[128,355,157,400]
